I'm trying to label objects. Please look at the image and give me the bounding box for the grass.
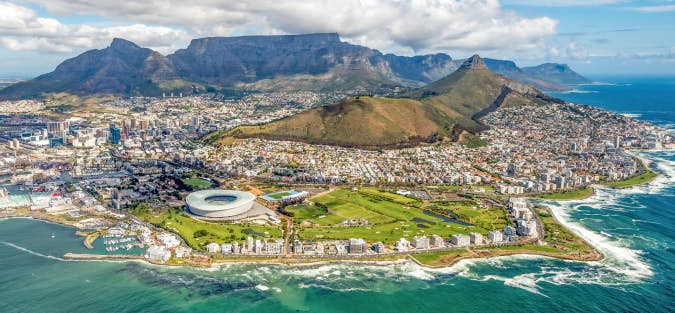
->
[412,249,470,266]
[604,170,657,189]
[266,191,294,199]
[181,178,213,190]
[291,188,509,244]
[534,186,594,200]
[132,207,282,252]
[534,206,595,254]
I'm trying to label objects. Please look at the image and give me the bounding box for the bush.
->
[193,229,209,238]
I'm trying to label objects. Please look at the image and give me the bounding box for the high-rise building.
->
[450,234,470,247]
[488,230,503,243]
[109,124,121,145]
[348,238,366,254]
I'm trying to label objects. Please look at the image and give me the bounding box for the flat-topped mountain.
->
[204,55,563,149]
[0,34,587,99]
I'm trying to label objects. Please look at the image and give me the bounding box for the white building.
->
[206,242,221,253]
[488,230,503,243]
[221,243,233,254]
[469,232,484,245]
[348,238,367,254]
[412,235,430,249]
[145,245,171,262]
[156,233,180,248]
[396,238,410,252]
[174,246,192,258]
[430,234,445,248]
[450,234,470,247]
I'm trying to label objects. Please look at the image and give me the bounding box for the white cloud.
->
[5,0,558,55]
[566,41,589,59]
[504,0,625,6]
[624,5,675,13]
[0,2,190,53]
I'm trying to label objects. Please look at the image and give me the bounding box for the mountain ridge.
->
[0,34,588,99]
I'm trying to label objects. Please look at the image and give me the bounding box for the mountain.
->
[0,34,588,99]
[483,58,569,91]
[522,63,591,86]
[0,38,184,98]
[203,55,563,149]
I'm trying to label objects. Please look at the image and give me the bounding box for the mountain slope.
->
[204,55,563,149]
[0,39,182,98]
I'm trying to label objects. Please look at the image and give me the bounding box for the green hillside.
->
[205,55,561,149]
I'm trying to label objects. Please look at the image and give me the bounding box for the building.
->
[348,238,367,254]
[185,189,256,219]
[488,230,503,243]
[174,246,192,258]
[206,242,221,253]
[156,233,180,248]
[372,242,385,253]
[430,234,445,248]
[517,220,539,237]
[503,225,517,240]
[109,124,121,145]
[221,243,233,254]
[262,240,283,255]
[260,189,310,208]
[469,232,484,245]
[412,235,430,249]
[145,245,171,262]
[395,238,410,252]
[450,234,470,247]
[293,240,303,254]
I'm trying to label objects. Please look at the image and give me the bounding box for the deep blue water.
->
[0,78,674,312]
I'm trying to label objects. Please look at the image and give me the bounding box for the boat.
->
[50,233,55,238]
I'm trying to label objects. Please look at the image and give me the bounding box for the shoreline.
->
[3,149,668,270]
[2,213,603,270]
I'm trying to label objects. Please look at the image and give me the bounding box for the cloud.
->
[504,0,625,6]
[6,0,557,55]
[566,41,589,59]
[0,2,190,53]
[624,5,675,13]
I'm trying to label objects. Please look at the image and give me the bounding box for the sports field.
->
[286,188,508,244]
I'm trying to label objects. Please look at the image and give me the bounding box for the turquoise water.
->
[1,78,674,312]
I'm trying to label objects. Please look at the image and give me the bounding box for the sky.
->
[0,0,673,78]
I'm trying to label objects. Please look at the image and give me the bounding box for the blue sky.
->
[0,0,673,78]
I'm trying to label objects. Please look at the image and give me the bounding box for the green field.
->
[266,191,294,199]
[534,186,594,200]
[604,170,657,189]
[534,206,595,254]
[288,188,508,244]
[411,244,563,267]
[181,178,213,190]
[132,207,282,252]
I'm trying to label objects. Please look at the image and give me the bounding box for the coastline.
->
[3,149,668,271]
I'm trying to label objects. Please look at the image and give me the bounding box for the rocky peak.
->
[460,54,488,70]
[110,38,142,51]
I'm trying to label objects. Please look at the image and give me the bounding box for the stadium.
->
[186,190,256,218]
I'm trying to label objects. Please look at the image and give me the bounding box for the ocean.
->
[1,76,674,312]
